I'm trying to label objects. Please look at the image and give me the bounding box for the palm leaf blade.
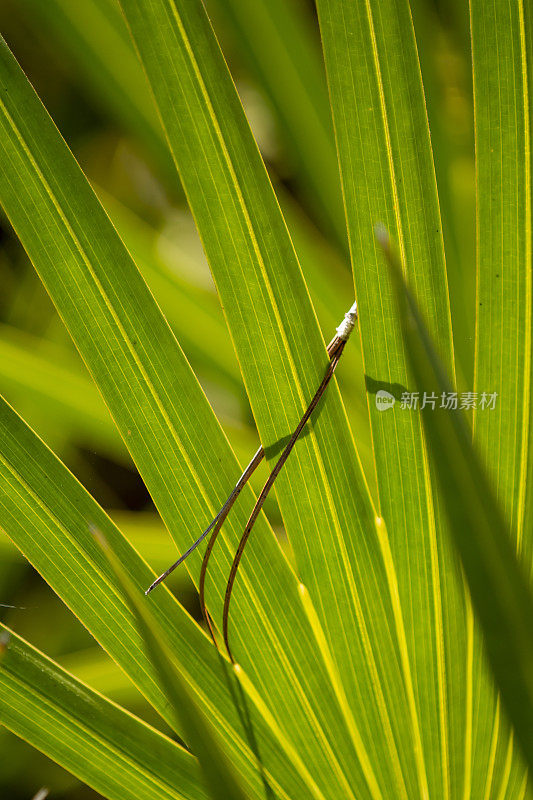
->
[0,626,206,800]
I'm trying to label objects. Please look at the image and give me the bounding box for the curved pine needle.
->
[145,314,353,597]
[146,301,357,661]
[223,339,346,662]
[198,446,265,644]
[145,447,264,595]
[199,333,346,645]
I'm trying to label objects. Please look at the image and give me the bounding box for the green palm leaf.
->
[0,626,205,800]
[0,393,312,800]
[469,2,532,794]
[316,1,467,796]
[0,1,531,799]
[0,30,380,800]
[381,225,533,778]
[119,0,445,796]
[95,533,248,800]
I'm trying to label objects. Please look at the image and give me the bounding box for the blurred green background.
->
[0,0,475,796]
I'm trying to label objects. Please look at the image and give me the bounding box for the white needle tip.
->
[336,301,358,340]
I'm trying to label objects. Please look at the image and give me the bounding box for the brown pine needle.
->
[222,340,346,662]
[199,332,347,648]
[144,446,264,595]
[145,300,358,664]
